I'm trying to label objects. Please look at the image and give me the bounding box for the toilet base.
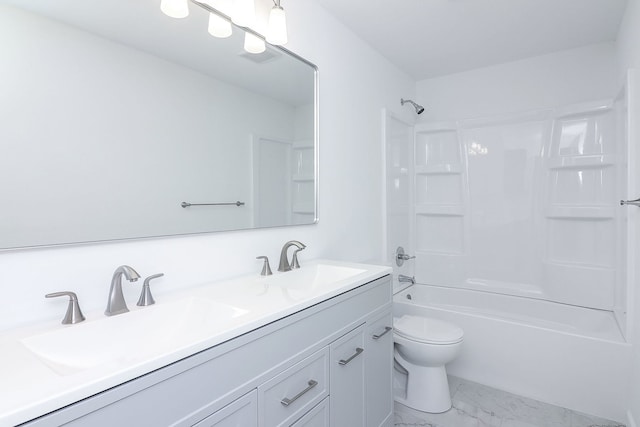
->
[394,350,452,413]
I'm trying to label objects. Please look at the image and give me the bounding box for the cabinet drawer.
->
[290,397,329,427]
[258,348,329,427]
[193,390,257,427]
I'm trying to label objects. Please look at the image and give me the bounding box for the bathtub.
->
[393,284,632,422]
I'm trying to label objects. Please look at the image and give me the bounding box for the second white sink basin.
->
[272,263,366,288]
[260,263,368,301]
[20,297,248,375]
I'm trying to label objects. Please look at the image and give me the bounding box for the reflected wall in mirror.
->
[0,0,317,249]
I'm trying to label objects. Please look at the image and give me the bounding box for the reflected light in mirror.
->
[208,12,232,38]
[232,0,255,27]
[244,32,266,53]
[266,3,287,45]
[160,0,189,19]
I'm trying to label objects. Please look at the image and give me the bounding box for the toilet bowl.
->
[393,314,463,413]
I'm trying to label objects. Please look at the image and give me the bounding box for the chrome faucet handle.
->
[45,291,86,325]
[137,273,163,307]
[395,246,415,266]
[256,256,273,276]
[291,247,305,269]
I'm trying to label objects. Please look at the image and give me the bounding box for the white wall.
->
[617,0,640,79]
[416,43,619,122]
[0,1,415,332]
[617,2,640,425]
[0,1,414,330]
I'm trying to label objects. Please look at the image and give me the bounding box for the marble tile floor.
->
[394,376,625,427]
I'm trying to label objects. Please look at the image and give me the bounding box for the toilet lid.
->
[394,315,464,344]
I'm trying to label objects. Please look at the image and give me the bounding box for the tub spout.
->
[398,275,415,285]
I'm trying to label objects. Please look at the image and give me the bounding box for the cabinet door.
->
[365,309,394,427]
[193,390,257,427]
[330,324,365,427]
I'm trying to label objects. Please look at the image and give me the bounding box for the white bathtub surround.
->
[394,376,626,427]
[411,99,626,314]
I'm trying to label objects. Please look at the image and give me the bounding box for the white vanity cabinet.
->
[364,309,394,427]
[21,275,391,427]
[330,324,366,426]
[193,391,258,427]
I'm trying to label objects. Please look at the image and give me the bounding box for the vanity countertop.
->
[0,259,391,427]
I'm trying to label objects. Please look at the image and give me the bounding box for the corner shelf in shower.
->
[415,205,465,216]
[414,164,462,175]
[548,155,616,169]
[545,206,615,219]
[292,174,314,182]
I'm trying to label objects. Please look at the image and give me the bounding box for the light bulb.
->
[208,12,232,38]
[266,6,288,45]
[232,0,255,27]
[160,0,189,19]
[244,32,265,54]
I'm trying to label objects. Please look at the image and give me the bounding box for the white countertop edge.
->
[1,259,391,427]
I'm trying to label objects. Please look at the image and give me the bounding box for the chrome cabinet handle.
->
[372,326,392,340]
[621,198,640,207]
[280,380,318,407]
[338,347,364,365]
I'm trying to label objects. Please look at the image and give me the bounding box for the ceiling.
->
[314,0,629,80]
[5,0,314,106]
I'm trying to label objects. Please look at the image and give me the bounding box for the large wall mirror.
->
[0,0,317,249]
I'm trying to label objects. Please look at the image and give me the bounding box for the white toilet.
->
[393,314,464,413]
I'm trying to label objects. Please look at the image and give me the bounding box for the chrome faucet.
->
[105,265,141,316]
[278,240,306,272]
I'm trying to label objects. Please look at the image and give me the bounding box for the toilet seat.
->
[394,315,464,345]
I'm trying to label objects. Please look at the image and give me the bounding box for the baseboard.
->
[628,409,637,427]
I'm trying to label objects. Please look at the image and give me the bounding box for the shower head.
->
[401,98,425,115]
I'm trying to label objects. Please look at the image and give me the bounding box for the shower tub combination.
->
[393,284,630,421]
[385,93,635,422]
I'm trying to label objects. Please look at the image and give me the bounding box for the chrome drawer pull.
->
[621,198,640,207]
[338,347,364,365]
[372,326,392,340]
[280,379,318,407]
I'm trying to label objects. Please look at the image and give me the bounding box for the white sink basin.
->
[263,263,368,299]
[20,297,248,375]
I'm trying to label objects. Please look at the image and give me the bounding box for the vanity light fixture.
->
[208,12,232,38]
[160,0,189,19]
[266,0,288,45]
[232,0,256,27]
[244,32,266,54]
[162,0,287,54]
